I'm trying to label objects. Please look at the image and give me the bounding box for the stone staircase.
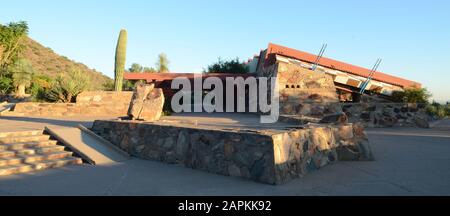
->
[0,130,83,176]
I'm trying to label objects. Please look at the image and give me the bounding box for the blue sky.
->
[1,0,449,102]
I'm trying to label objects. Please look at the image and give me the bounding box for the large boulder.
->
[336,122,374,161]
[128,83,165,121]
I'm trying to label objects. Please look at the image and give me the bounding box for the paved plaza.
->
[0,114,449,195]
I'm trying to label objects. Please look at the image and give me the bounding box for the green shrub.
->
[205,57,249,74]
[29,83,47,101]
[391,87,431,104]
[123,80,135,91]
[0,73,13,94]
[129,63,143,73]
[45,69,90,102]
[102,80,115,91]
[435,107,446,118]
[426,102,449,119]
[446,103,450,116]
[102,79,134,91]
[0,21,28,68]
[28,74,52,101]
[426,104,438,117]
[143,67,156,73]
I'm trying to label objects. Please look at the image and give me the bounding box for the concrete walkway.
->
[0,115,449,195]
[0,115,114,132]
[45,126,130,165]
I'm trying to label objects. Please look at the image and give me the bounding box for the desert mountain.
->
[19,37,112,90]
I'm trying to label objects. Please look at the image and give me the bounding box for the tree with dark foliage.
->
[205,57,248,74]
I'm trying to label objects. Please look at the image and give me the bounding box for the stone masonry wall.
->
[91,120,373,184]
[277,62,342,117]
[92,120,277,184]
[257,60,430,128]
[76,91,132,104]
[272,123,373,184]
[12,91,133,117]
[342,103,430,128]
[256,60,342,118]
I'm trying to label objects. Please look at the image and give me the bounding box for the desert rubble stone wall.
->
[257,61,342,117]
[343,102,430,128]
[277,62,342,117]
[12,91,133,117]
[91,120,373,184]
[259,60,429,128]
[272,122,373,184]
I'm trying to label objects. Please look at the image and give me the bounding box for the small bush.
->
[28,74,52,101]
[102,79,135,91]
[0,74,13,94]
[102,80,115,91]
[29,83,48,101]
[445,103,450,116]
[391,87,431,104]
[426,102,449,119]
[123,80,135,91]
[45,69,90,102]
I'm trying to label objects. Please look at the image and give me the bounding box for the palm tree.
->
[9,58,34,97]
[156,53,169,73]
[0,45,4,65]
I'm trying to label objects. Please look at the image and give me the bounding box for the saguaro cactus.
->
[114,29,127,91]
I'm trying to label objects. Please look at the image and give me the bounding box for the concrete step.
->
[0,135,51,144]
[0,164,34,176]
[16,148,37,156]
[21,151,73,163]
[35,145,66,154]
[0,130,43,138]
[27,157,83,170]
[0,151,16,158]
[13,146,65,156]
[0,128,84,176]
[1,140,58,151]
[0,157,23,167]
[0,157,82,176]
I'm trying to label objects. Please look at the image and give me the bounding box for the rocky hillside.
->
[19,37,112,90]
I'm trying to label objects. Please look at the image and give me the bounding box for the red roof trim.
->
[265,43,421,88]
[124,72,253,83]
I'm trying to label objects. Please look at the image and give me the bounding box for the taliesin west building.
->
[248,43,420,101]
[124,43,421,119]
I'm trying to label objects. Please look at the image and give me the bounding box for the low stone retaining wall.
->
[91,120,373,184]
[12,91,133,117]
[342,103,430,128]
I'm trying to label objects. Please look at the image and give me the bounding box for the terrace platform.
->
[91,113,373,184]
